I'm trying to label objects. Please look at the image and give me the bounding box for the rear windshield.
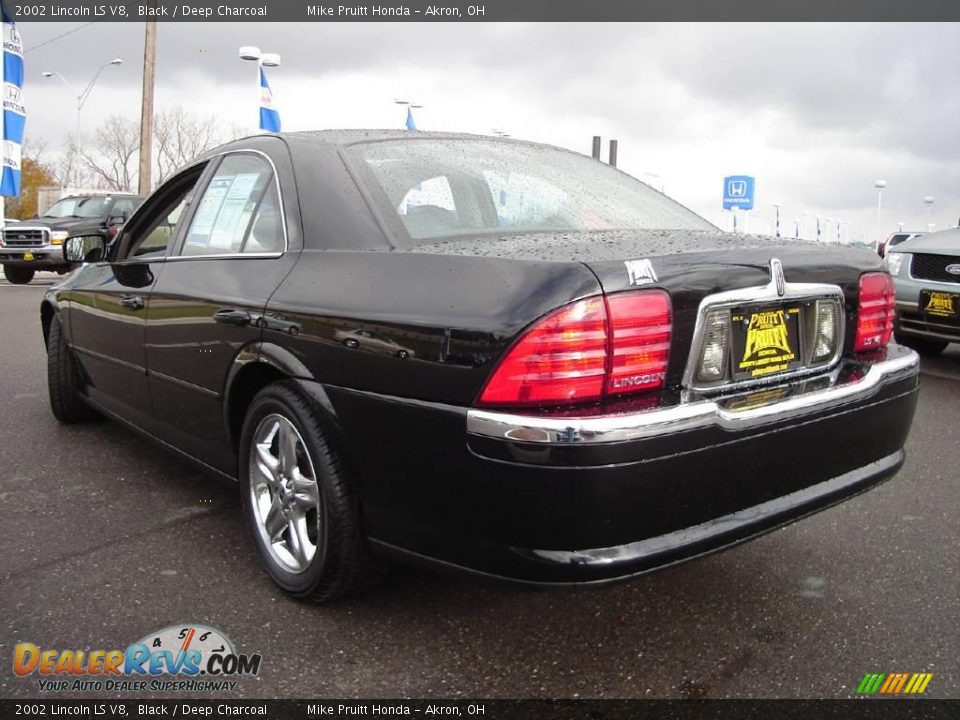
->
[346,138,715,246]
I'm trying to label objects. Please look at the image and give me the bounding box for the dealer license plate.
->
[730,304,803,380]
[22,252,34,261]
[919,290,960,320]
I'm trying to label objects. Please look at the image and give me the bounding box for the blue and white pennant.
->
[1,0,25,197]
[259,67,280,133]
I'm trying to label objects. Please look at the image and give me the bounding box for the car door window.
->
[181,154,281,256]
[124,167,206,260]
[129,197,189,259]
[110,198,137,223]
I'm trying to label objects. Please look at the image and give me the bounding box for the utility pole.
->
[591,136,601,160]
[138,20,157,195]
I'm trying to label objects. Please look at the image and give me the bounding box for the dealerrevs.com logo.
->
[13,624,262,693]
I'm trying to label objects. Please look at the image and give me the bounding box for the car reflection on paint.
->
[334,328,415,359]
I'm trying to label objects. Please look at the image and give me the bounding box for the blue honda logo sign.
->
[723,175,755,210]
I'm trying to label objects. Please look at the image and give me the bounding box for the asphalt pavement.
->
[1,278,957,700]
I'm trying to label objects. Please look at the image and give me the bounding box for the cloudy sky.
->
[17,21,960,240]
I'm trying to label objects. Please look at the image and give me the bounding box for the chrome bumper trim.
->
[466,350,919,445]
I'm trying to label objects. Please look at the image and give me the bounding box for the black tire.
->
[4,265,35,284]
[239,381,387,601]
[895,332,948,356]
[47,318,93,423]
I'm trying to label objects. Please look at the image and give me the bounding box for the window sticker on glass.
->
[186,173,262,252]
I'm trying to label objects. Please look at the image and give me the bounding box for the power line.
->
[24,23,95,53]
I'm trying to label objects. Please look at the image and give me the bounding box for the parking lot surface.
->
[1,278,957,699]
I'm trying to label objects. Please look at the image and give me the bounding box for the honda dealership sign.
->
[723,175,755,210]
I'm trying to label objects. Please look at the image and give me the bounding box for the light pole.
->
[923,196,935,232]
[394,100,423,130]
[239,46,281,132]
[773,202,781,237]
[874,179,887,252]
[42,58,123,139]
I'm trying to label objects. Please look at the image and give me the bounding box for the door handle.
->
[119,295,145,310]
[214,308,251,326]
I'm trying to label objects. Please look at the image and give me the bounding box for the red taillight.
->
[605,291,672,396]
[855,272,895,352]
[477,291,672,407]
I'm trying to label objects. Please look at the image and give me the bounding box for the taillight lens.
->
[477,291,672,407]
[605,291,671,396]
[855,272,895,352]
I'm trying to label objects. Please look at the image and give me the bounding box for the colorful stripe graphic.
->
[857,672,933,695]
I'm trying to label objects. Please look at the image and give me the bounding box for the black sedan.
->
[45,131,919,601]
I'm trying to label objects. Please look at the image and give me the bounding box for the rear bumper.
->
[322,345,920,585]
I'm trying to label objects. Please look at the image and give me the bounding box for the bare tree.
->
[155,107,245,184]
[53,107,247,194]
[79,116,140,191]
[54,135,94,188]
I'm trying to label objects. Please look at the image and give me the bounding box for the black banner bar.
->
[8,0,960,22]
[2,700,959,719]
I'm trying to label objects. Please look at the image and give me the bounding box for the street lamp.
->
[773,202,781,237]
[239,46,281,132]
[923,196,935,232]
[41,57,123,139]
[873,179,887,252]
[394,99,423,130]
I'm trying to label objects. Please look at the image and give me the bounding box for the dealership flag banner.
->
[259,66,280,132]
[1,0,24,197]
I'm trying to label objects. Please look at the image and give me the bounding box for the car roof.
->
[208,130,577,161]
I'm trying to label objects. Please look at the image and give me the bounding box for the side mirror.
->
[64,235,107,264]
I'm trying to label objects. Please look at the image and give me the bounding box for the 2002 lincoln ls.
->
[44,131,919,600]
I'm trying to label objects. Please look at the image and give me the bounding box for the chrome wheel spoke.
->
[254,442,280,484]
[287,516,312,566]
[291,468,320,510]
[278,422,298,476]
[263,497,286,542]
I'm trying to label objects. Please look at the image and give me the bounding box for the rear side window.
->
[181,154,282,256]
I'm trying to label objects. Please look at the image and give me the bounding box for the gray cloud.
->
[18,21,960,234]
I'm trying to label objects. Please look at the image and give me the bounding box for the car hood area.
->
[4,217,101,233]
[892,227,960,255]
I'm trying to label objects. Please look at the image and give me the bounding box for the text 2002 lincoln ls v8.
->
[44,131,919,601]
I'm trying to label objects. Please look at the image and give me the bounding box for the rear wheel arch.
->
[224,342,344,451]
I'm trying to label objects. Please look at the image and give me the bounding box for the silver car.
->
[887,227,960,355]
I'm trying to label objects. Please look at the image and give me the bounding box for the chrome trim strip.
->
[681,269,846,394]
[466,350,918,445]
